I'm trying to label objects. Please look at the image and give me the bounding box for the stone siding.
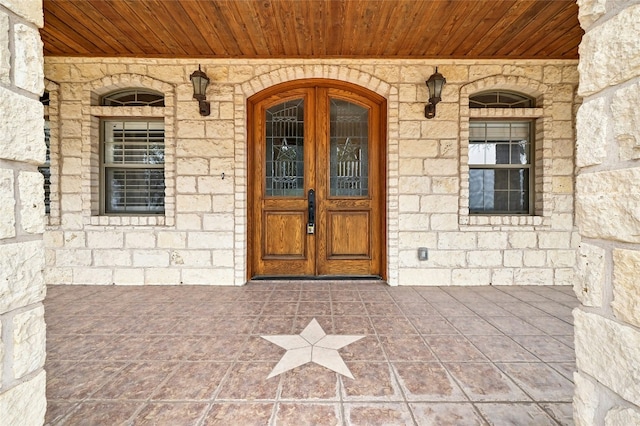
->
[0,0,47,424]
[574,0,640,424]
[43,58,579,286]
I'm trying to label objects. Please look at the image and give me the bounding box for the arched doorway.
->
[247,79,387,279]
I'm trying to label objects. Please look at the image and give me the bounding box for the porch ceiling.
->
[41,0,583,60]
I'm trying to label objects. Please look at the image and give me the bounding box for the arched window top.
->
[100,89,165,107]
[469,91,535,109]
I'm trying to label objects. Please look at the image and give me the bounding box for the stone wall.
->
[0,0,47,424]
[42,58,580,286]
[573,0,640,424]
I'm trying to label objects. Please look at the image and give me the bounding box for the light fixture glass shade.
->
[426,67,446,104]
[190,65,209,100]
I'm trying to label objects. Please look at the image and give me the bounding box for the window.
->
[469,91,536,215]
[100,89,164,107]
[39,119,51,214]
[102,120,165,214]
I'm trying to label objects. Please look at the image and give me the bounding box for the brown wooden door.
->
[248,81,386,279]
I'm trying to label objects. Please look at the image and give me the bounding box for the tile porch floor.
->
[44,283,577,425]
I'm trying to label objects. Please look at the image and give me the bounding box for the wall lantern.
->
[425,67,446,119]
[190,65,211,116]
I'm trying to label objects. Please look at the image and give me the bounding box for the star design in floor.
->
[261,318,365,379]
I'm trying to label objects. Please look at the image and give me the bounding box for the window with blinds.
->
[39,119,51,214]
[102,120,165,213]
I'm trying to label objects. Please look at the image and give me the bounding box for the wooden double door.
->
[248,80,386,279]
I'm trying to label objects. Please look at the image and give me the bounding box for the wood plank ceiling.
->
[41,0,583,60]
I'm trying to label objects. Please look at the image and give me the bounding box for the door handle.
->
[307,189,315,234]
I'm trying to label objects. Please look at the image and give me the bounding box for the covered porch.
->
[45,283,576,425]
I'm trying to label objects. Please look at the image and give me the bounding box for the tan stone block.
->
[576,168,640,244]
[132,250,169,267]
[55,249,92,267]
[63,231,86,248]
[412,250,465,268]
[576,97,607,167]
[177,120,206,138]
[124,232,156,249]
[504,250,523,267]
[437,232,477,250]
[188,231,233,249]
[420,195,458,214]
[431,176,459,194]
[212,249,235,268]
[113,268,144,285]
[452,268,491,285]
[94,249,132,267]
[0,241,44,314]
[176,158,209,175]
[398,176,430,194]
[574,309,640,406]
[398,84,417,102]
[573,372,599,426]
[146,65,186,83]
[543,65,562,84]
[423,158,458,176]
[576,0,606,29]
[469,65,503,81]
[492,269,514,286]
[0,168,15,239]
[206,120,234,139]
[157,232,187,249]
[467,250,502,267]
[399,120,422,138]
[605,407,640,426]
[86,231,123,249]
[72,267,112,284]
[399,139,439,158]
[508,232,537,249]
[202,214,234,231]
[0,13,8,85]
[612,248,640,328]
[0,87,45,164]
[552,176,573,193]
[398,231,437,250]
[0,370,46,426]
[176,194,212,212]
[611,81,640,161]
[12,305,45,378]
[176,213,202,230]
[182,267,234,285]
[578,5,640,96]
[399,268,451,286]
[539,232,572,249]
[547,249,576,268]
[145,267,181,285]
[18,171,45,234]
[421,120,459,139]
[523,250,546,267]
[399,158,423,175]
[60,194,82,212]
[170,250,211,267]
[478,232,508,249]
[429,214,458,231]
[514,268,553,285]
[13,23,44,95]
[399,213,429,231]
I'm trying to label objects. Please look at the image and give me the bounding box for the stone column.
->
[574,0,640,424]
[0,1,47,425]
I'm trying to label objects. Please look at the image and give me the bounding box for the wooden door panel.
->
[327,210,371,258]
[263,211,306,258]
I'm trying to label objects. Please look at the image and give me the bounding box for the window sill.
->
[87,215,169,227]
[460,215,546,227]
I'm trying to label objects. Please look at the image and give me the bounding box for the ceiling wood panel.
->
[41,0,583,59]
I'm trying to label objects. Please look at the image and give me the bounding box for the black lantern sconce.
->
[190,65,211,116]
[425,67,446,119]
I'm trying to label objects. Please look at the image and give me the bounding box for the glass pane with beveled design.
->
[330,99,368,197]
[266,99,304,197]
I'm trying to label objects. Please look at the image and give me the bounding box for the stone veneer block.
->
[576,168,640,244]
[18,171,45,234]
[611,81,640,162]
[578,4,640,96]
[605,407,640,426]
[0,168,15,239]
[576,0,607,29]
[612,249,640,328]
[0,12,9,85]
[0,320,3,383]
[573,372,599,426]
[11,305,45,379]
[0,87,45,164]
[0,370,46,425]
[574,309,640,406]
[0,241,45,314]
[575,242,605,307]
[0,0,43,27]
[575,97,607,167]
[13,23,44,95]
